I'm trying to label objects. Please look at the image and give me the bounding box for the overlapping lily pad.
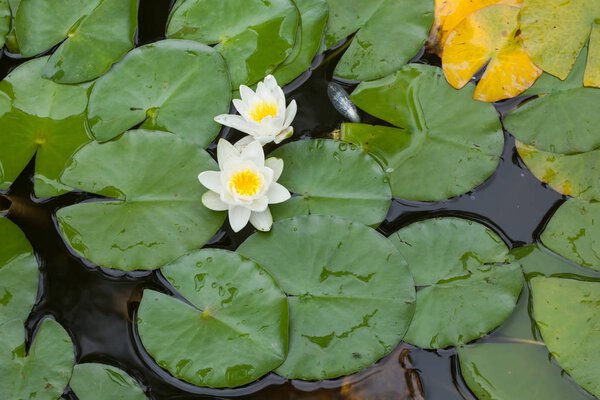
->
[516,142,600,201]
[268,139,391,226]
[14,0,137,83]
[272,0,328,86]
[324,0,433,81]
[137,249,287,388]
[504,48,600,155]
[87,40,231,146]
[0,57,91,197]
[167,0,299,87]
[237,215,415,380]
[531,277,600,397]
[343,64,504,201]
[520,0,600,87]
[0,218,38,327]
[0,0,9,48]
[540,199,600,271]
[0,318,74,400]
[390,217,523,349]
[459,343,593,400]
[57,130,225,271]
[70,363,147,400]
[512,244,600,279]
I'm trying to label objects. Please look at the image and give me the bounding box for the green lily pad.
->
[0,57,92,198]
[504,48,600,154]
[516,141,600,201]
[0,0,9,48]
[268,139,391,226]
[459,343,593,400]
[390,217,523,349]
[325,0,433,81]
[343,64,504,201]
[14,0,137,83]
[0,318,75,400]
[531,277,600,397]
[512,244,600,279]
[540,199,600,271]
[57,130,225,271]
[70,363,147,400]
[167,0,299,87]
[0,218,38,327]
[237,215,415,380]
[272,0,328,86]
[87,39,231,146]
[137,249,287,388]
[520,0,600,85]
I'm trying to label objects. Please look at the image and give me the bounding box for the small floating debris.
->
[328,82,360,123]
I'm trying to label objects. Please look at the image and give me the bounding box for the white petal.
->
[265,157,284,181]
[274,127,293,144]
[241,140,265,166]
[239,85,256,104]
[283,100,297,128]
[249,208,273,232]
[256,81,269,99]
[248,195,269,212]
[202,191,229,211]
[198,171,222,193]
[228,206,251,232]
[217,139,240,170]
[233,135,256,152]
[232,99,251,121]
[267,182,291,204]
[214,114,261,137]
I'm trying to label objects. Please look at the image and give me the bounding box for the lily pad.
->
[325,0,433,81]
[237,215,415,380]
[0,218,38,327]
[531,277,600,397]
[504,48,600,154]
[167,0,299,87]
[442,4,542,102]
[87,39,231,146]
[540,199,600,271]
[0,0,9,48]
[272,0,328,86]
[516,141,600,201]
[57,130,225,271]
[0,57,92,197]
[512,244,600,279]
[0,318,75,400]
[343,64,504,201]
[459,342,593,400]
[15,0,137,83]
[70,363,147,400]
[268,139,391,226]
[520,0,600,87]
[137,249,287,388]
[390,217,523,349]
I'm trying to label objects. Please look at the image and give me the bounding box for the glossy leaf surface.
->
[0,57,91,197]
[0,0,8,48]
[138,249,287,388]
[167,0,299,87]
[70,363,147,400]
[87,40,231,146]
[57,130,225,271]
[344,64,504,201]
[238,215,415,380]
[269,139,391,226]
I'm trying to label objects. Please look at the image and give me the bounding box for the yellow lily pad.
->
[521,0,600,87]
[442,4,542,102]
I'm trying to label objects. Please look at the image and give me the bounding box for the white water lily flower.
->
[214,75,297,145]
[198,139,291,232]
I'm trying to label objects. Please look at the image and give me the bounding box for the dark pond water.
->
[0,0,568,399]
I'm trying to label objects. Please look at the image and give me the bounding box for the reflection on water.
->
[0,0,573,399]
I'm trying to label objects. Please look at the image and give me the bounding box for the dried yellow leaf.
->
[442,4,542,102]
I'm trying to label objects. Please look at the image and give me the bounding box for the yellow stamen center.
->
[229,169,262,196]
[249,101,278,122]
